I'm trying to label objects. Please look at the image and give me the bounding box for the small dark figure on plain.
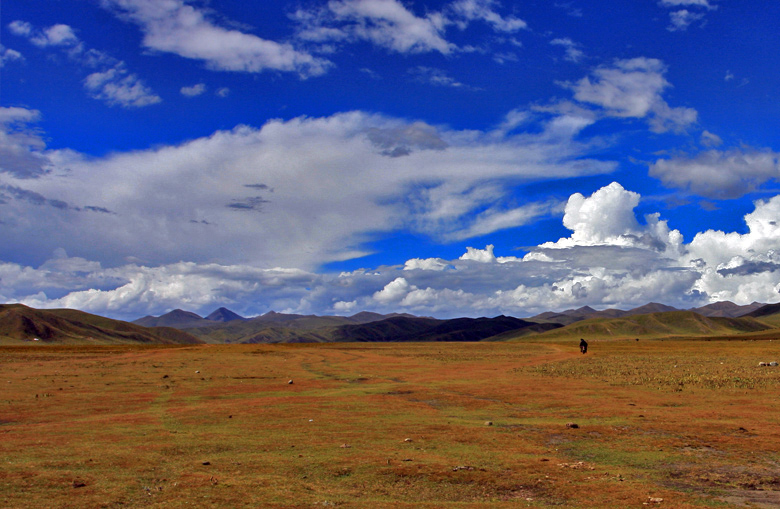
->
[579,338,588,354]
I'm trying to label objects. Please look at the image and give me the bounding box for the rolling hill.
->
[743,302,780,327]
[0,304,203,345]
[516,310,773,341]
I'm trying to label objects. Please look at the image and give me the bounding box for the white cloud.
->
[650,149,780,199]
[8,21,33,37]
[460,244,521,263]
[659,0,715,9]
[566,57,697,133]
[6,184,780,319]
[295,0,453,54]
[9,257,319,320]
[449,200,562,240]
[32,24,79,47]
[181,83,206,97]
[550,37,584,62]
[687,196,780,302]
[667,9,705,31]
[404,258,451,271]
[0,44,24,67]
[84,65,162,108]
[215,87,230,97]
[101,0,331,78]
[450,0,527,32]
[9,21,79,48]
[409,66,467,88]
[0,108,616,272]
[0,107,49,178]
[9,21,161,108]
[373,276,414,303]
[294,0,526,55]
[539,182,684,256]
[700,130,722,147]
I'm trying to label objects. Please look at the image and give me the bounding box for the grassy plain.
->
[2,339,780,508]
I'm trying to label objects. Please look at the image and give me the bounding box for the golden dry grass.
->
[1,339,780,507]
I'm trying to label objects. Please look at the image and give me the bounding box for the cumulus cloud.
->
[700,130,722,147]
[686,196,780,303]
[667,9,705,31]
[9,21,78,48]
[565,57,697,133]
[658,0,716,31]
[539,182,683,256]
[0,108,615,271]
[293,0,526,55]
[84,65,162,108]
[449,0,527,32]
[650,148,780,199]
[460,244,521,263]
[550,37,584,62]
[0,44,24,67]
[181,83,206,97]
[6,183,780,319]
[6,256,319,320]
[9,21,161,108]
[404,257,451,271]
[101,0,331,78]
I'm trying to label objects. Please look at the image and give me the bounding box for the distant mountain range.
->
[2,300,779,345]
[530,301,765,326]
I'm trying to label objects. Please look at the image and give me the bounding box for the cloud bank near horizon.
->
[3,181,780,321]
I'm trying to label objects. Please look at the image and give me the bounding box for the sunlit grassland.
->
[1,340,779,507]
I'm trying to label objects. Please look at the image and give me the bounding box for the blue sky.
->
[3,0,780,320]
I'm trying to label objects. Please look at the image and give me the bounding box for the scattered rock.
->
[566,422,579,429]
[288,379,294,384]
[404,438,413,442]
[72,480,86,488]
[162,375,169,379]
[558,461,594,470]
[485,421,493,426]
[202,461,211,466]
[758,362,768,367]
[771,362,779,367]
[452,465,476,471]
[645,497,663,504]
[340,443,351,448]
